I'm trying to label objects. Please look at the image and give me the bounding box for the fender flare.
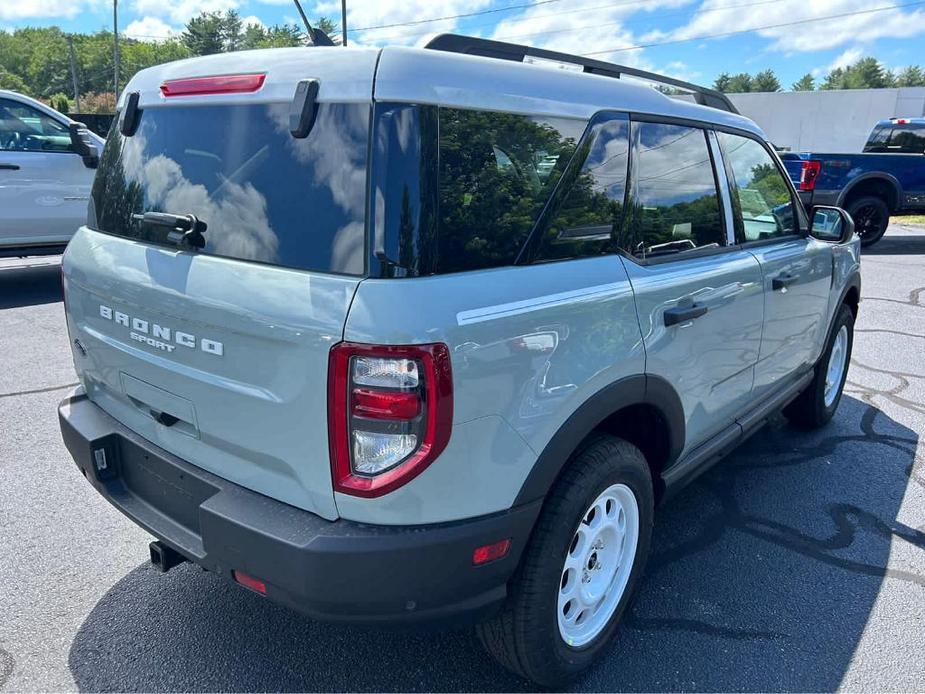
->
[513,374,685,505]
[838,172,902,211]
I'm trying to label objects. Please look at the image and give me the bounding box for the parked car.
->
[57,35,861,686]
[781,117,925,247]
[0,90,103,257]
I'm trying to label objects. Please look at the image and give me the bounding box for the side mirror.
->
[68,122,99,169]
[809,205,854,244]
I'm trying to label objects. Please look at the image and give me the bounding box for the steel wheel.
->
[557,483,639,648]
[824,324,849,407]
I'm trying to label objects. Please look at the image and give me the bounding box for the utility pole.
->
[67,35,81,112]
[113,0,120,99]
[341,0,347,46]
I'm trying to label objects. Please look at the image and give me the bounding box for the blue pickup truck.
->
[782,117,925,246]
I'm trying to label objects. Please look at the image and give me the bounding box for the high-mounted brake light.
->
[799,159,822,191]
[892,118,910,124]
[160,73,266,97]
[328,342,453,498]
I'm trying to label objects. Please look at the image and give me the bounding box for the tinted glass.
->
[718,132,795,242]
[532,115,629,263]
[0,98,72,152]
[863,124,890,152]
[91,102,369,275]
[623,122,724,260]
[888,124,925,153]
[437,108,585,274]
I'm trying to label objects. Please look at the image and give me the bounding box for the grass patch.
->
[893,215,925,226]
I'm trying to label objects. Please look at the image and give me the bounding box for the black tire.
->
[846,195,889,247]
[784,303,854,429]
[477,436,654,687]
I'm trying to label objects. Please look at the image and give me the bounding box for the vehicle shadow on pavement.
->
[864,225,925,256]
[0,263,62,309]
[68,395,923,692]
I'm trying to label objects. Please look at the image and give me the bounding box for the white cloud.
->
[827,46,863,72]
[314,0,493,46]
[125,16,179,41]
[0,0,85,20]
[130,0,240,25]
[241,15,265,29]
[643,0,925,54]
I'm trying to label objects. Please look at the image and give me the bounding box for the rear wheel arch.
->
[840,174,901,212]
[514,375,685,507]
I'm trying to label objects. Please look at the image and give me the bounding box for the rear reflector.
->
[472,539,512,565]
[232,570,267,595]
[799,159,822,191]
[161,73,266,97]
[352,388,420,420]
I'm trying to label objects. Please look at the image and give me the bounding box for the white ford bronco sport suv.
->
[58,35,861,685]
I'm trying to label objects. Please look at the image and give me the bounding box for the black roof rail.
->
[424,34,739,115]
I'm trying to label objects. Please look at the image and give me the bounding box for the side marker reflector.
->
[472,539,512,565]
[233,570,267,595]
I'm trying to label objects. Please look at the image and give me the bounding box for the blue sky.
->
[4,0,925,89]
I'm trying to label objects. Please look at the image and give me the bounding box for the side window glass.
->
[0,99,71,153]
[623,122,725,261]
[437,108,585,274]
[888,125,925,153]
[532,115,629,263]
[864,125,890,152]
[718,132,795,242]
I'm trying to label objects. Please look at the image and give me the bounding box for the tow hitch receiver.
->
[149,540,186,573]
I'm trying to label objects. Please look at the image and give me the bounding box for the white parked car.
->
[0,90,104,257]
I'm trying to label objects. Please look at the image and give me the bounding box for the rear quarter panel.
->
[341,256,645,525]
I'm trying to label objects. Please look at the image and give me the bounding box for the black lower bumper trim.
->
[59,393,541,625]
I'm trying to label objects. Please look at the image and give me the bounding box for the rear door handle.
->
[772,273,798,290]
[0,163,20,170]
[664,303,709,326]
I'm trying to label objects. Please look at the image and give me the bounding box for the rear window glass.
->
[888,124,925,153]
[91,102,369,275]
[435,109,585,274]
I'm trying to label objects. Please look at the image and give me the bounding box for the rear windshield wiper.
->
[132,211,207,250]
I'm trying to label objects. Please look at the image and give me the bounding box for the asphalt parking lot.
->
[1,225,923,692]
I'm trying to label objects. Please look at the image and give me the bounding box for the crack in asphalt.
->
[0,382,79,400]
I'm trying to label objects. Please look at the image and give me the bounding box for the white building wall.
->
[725,87,925,153]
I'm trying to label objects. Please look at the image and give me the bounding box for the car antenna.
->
[292,0,335,46]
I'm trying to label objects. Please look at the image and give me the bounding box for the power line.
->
[350,0,568,33]
[582,0,925,56]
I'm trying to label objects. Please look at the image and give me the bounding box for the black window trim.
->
[617,113,733,268]
[714,127,806,249]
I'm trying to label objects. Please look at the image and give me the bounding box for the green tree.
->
[182,12,226,55]
[726,73,754,93]
[823,57,895,90]
[895,65,925,87]
[712,72,732,92]
[752,69,781,92]
[792,73,815,91]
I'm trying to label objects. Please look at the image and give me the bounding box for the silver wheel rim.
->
[557,483,639,648]
[824,325,849,408]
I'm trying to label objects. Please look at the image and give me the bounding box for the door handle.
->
[0,163,21,170]
[772,273,798,290]
[664,303,709,326]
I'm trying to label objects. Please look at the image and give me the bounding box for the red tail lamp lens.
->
[473,539,512,565]
[160,73,266,97]
[800,160,822,191]
[232,570,267,595]
[352,388,420,420]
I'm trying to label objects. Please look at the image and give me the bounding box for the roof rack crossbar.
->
[424,34,739,115]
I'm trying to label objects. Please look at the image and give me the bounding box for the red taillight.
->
[800,159,822,191]
[472,539,512,565]
[352,388,420,420]
[232,570,267,595]
[328,342,453,498]
[160,73,266,97]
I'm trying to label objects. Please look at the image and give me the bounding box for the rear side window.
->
[529,114,629,264]
[718,132,796,242]
[436,109,585,274]
[888,124,925,153]
[864,125,890,152]
[91,102,369,275]
[621,122,724,261]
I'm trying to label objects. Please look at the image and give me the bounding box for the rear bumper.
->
[58,392,541,625]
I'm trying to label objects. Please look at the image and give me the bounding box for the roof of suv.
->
[122,43,764,138]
